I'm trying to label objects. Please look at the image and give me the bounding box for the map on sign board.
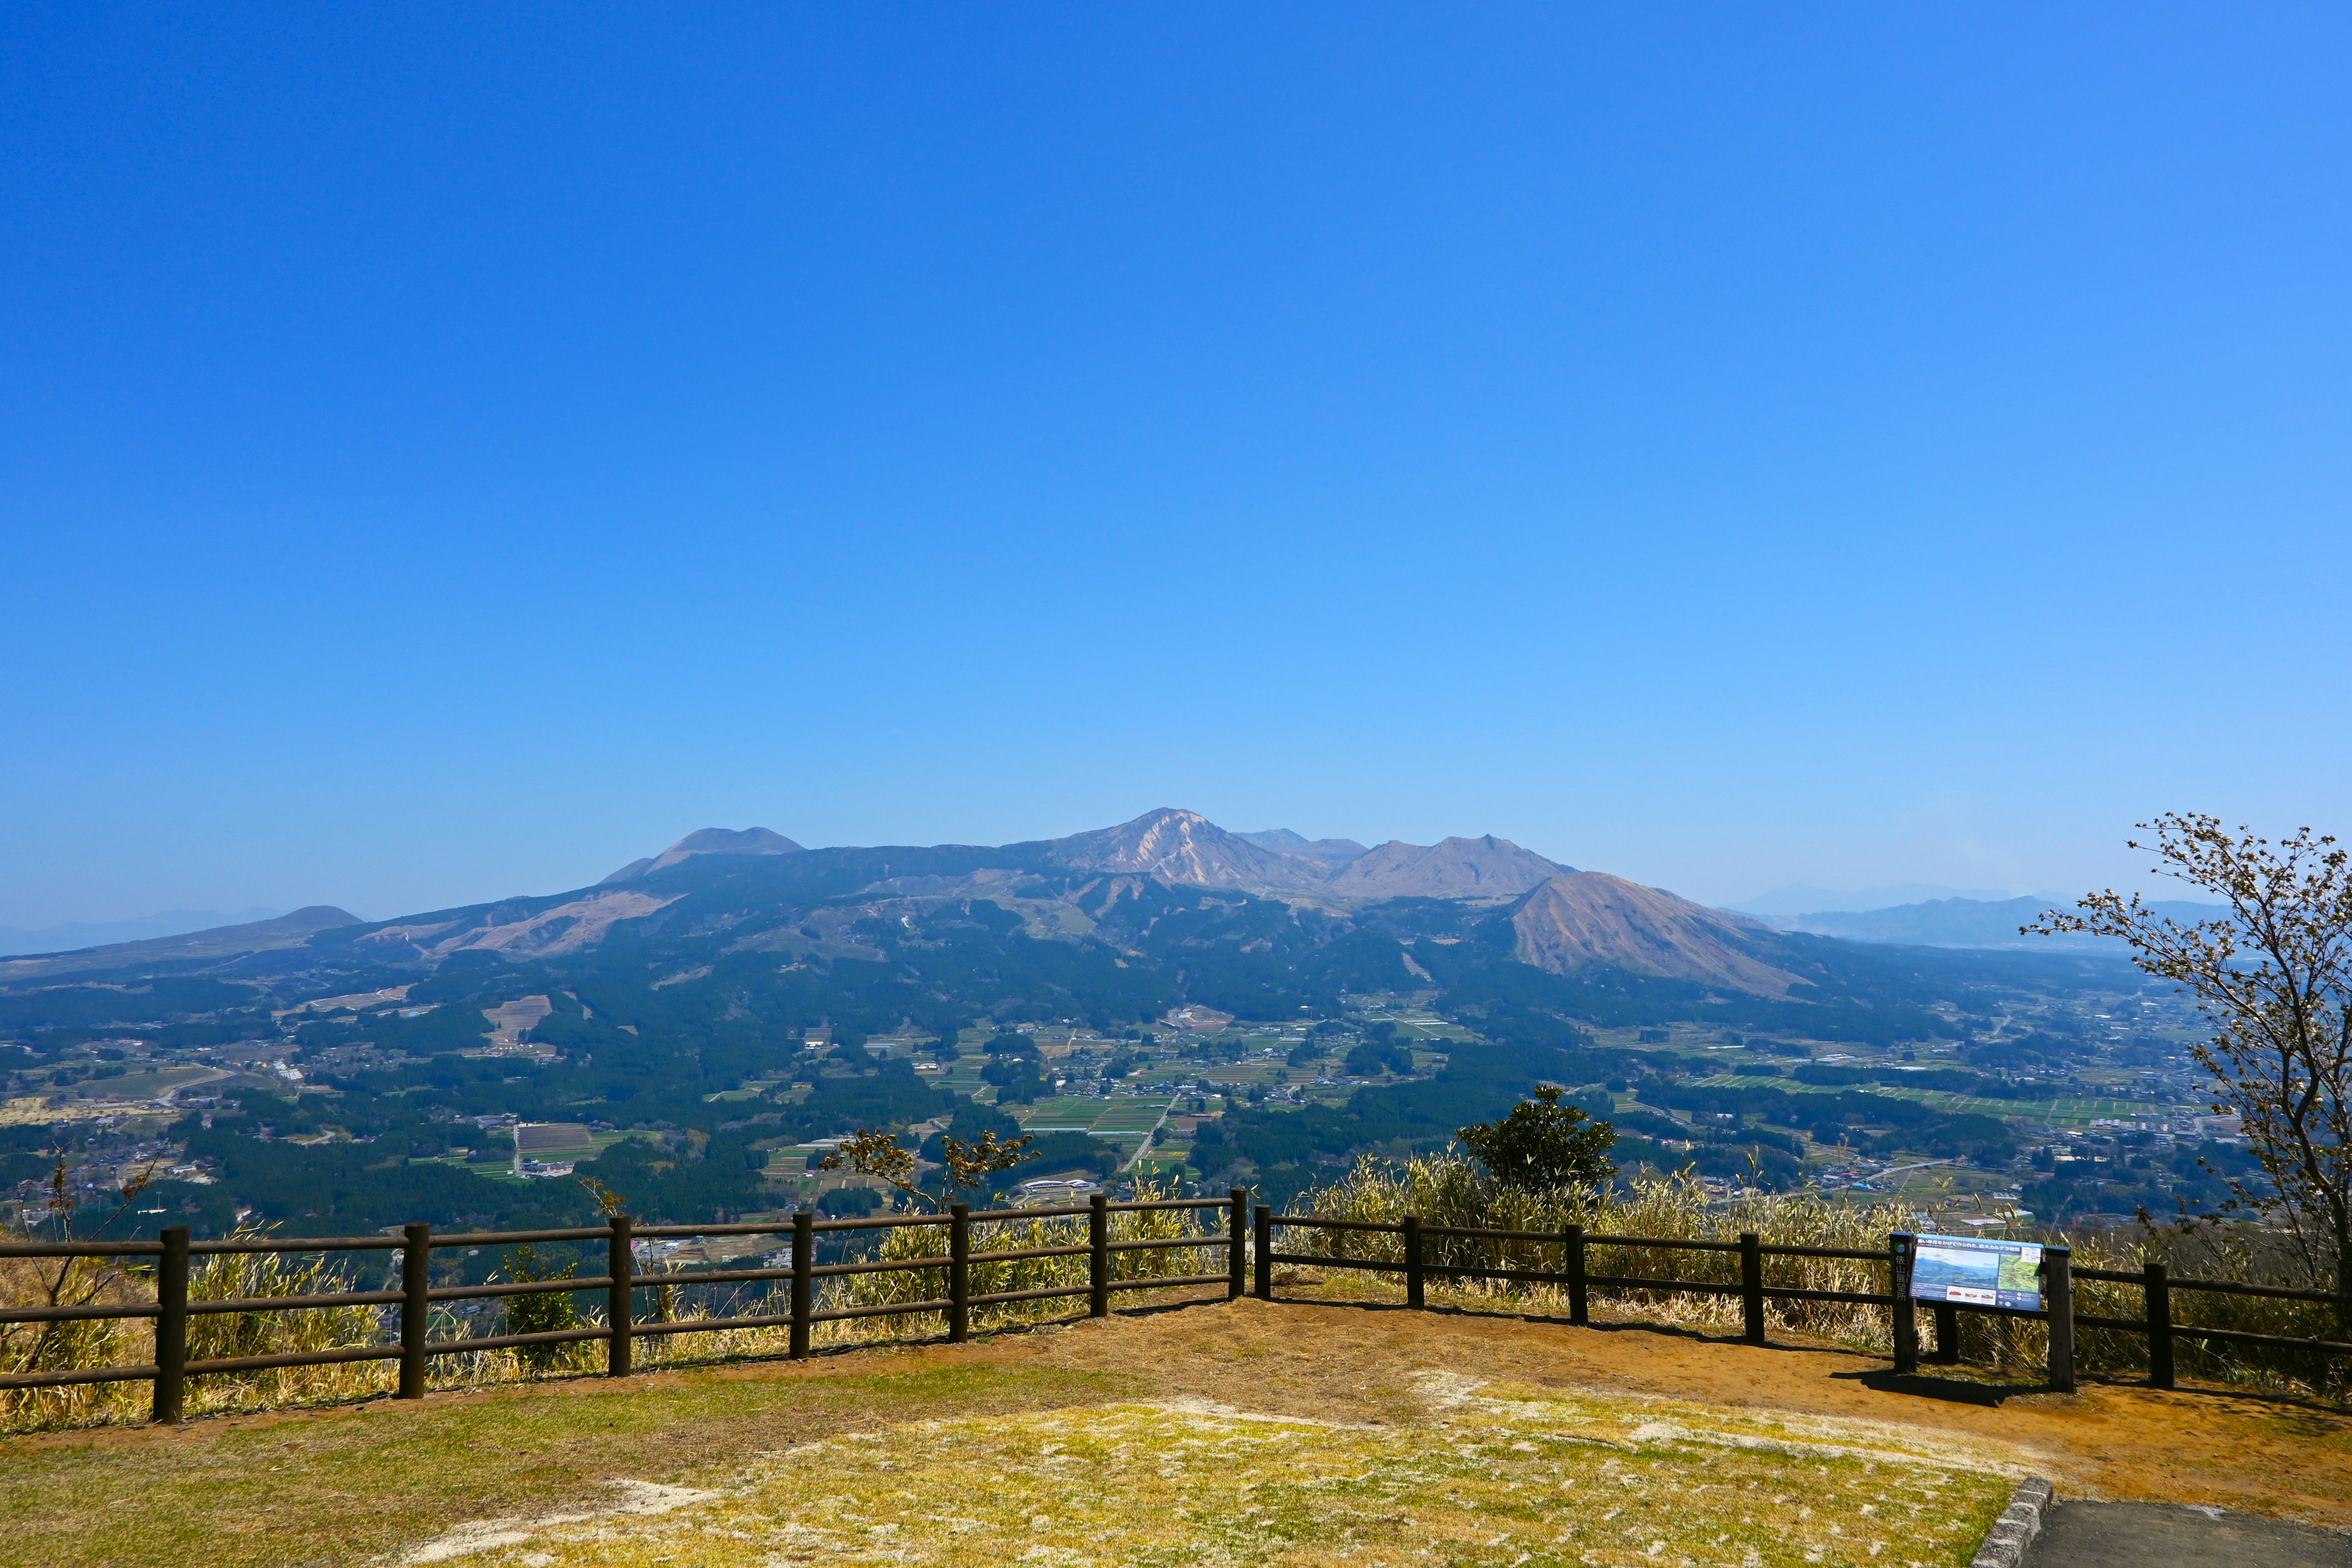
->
[1905,1234,2043,1312]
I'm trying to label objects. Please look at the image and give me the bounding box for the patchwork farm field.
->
[1015,1094,1173,1137]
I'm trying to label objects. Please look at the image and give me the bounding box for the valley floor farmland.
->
[2,1292,2346,1568]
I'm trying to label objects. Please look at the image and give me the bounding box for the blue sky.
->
[4,6,2348,928]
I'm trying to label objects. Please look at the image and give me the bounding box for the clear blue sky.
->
[4,6,2348,928]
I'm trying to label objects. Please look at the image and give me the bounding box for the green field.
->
[1013,1094,1172,1137]
[1688,1072,2173,1129]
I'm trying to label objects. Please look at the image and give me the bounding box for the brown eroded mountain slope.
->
[1033,809,1332,892]
[1325,834,1564,899]
[1511,871,1801,993]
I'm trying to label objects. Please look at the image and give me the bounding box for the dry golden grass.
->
[445,1385,2013,1568]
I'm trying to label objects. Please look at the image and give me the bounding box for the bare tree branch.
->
[2031,815,2352,1318]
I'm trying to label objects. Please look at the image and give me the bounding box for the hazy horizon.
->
[0,807,2176,949]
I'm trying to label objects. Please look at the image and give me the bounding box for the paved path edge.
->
[1971,1477,2056,1568]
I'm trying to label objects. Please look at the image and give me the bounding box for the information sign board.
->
[1905,1234,2043,1312]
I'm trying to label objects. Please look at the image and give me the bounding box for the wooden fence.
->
[1253,1208,2352,1393]
[6,1190,2348,1425]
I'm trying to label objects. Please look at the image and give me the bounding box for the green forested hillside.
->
[0,842,2198,1240]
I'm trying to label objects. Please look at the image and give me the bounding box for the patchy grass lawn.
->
[0,1362,1136,1568]
[470,1388,2013,1568]
[0,1354,2015,1568]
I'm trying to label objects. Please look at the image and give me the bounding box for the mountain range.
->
[6,810,2157,998]
[1,809,1822,995]
[1779,895,2223,951]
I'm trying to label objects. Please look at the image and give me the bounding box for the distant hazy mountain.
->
[1323,835,1564,899]
[603,826,804,883]
[0,906,361,981]
[1785,895,2225,951]
[1511,873,1798,992]
[1730,883,2025,920]
[1236,828,1370,867]
[0,907,283,956]
[20,809,2046,1002]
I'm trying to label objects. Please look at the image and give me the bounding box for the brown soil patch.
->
[995,1292,2352,1526]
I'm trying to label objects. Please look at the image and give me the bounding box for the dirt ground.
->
[7,1286,2350,1564]
[998,1293,2352,1526]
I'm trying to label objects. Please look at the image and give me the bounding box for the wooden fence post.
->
[949,1204,970,1343]
[606,1212,633,1378]
[2144,1259,2173,1389]
[1890,1234,1919,1376]
[1253,1205,1273,1300]
[1563,1224,1588,1326]
[398,1223,431,1398]
[1227,1188,1247,1300]
[1088,1192,1110,1318]
[790,1209,814,1359]
[1739,1231,1765,1344]
[1403,1216,1424,1310]
[2045,1245,2075,1393]
[151,1226,189,1425]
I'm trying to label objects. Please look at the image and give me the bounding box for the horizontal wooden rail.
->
[429,1277,616,1303]
[1264,1251,1390,1272]
[633,1313,796,1338]
[809,1297,954,1323]
[1426,1263,1572,1286]
[1581,1234,1744,1253]
[2073,1265,2349,1305]
[2158,1323,2352,1354]
[1419,1223,1557,1241]
[0,1240,162,1258]
[967,1243,1092,1265]
[190,1235,407,1254]
[1584,1275,1744,1295]
[427,1327,611,1356]
[430,1227,611,1247]
[189,1289,405,1315]
[971,1284,1093,1308]
[0,1300,162,1324]
[807,1255,947,1280]
[184,1344,404,1377]
[635,1265,794,1289]
[1109,1272,1231,1293]
[0,1361,160,1390]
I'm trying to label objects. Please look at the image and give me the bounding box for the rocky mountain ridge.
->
[11,810,1846,996]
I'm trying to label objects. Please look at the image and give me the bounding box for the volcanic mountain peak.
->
[1325,835,1565,900]
[1510,872,1799,994]
[1035,809,1329,891]
[603,826,804,883]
